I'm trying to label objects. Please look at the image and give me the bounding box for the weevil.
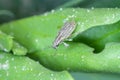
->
[52,21,76,49]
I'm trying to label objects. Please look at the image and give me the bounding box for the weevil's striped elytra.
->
[52,21,76,49]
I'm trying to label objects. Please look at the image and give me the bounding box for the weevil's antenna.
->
[41,44,58,56]
[42,45,52,50]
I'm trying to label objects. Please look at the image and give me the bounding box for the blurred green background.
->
[0,0,120,80]
[0,0,120,24]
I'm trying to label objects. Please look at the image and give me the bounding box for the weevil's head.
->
[52,42,59,49]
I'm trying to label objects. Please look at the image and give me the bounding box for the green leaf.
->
[12,41,28,55]
[0,8,120,74]
[0,52,73,80]
[0,31,13,52]
[0,8,120,53]
[31,42,120,73]
[73,20,120,52]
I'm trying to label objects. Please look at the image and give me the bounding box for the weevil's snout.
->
[52,44,58,49]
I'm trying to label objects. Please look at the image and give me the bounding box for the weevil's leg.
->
[62,42,69,47]
[66,38,73,41]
